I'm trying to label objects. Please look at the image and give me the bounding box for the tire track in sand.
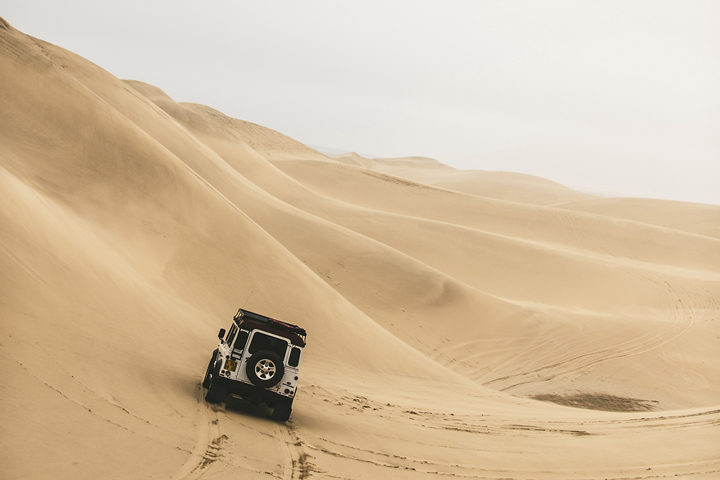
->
[170,382,225,480]
[171,376,309,480]
[278,421,315,480]
[480,271,708,394]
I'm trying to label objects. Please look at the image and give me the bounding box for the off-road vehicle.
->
[202,308,307,421]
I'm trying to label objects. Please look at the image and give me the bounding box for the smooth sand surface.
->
[2,19,719,479]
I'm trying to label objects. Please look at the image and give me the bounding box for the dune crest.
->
[2,19,719,479]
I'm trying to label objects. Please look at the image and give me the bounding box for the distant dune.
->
[2,18,719,479]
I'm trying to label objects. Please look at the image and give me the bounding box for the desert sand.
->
[1,18,719,479]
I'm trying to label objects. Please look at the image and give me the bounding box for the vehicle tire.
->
[271,399,293,422]
[205,360,225,403]
[202,349,218,389]
[245,350,284,388]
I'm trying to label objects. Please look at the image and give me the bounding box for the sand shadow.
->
[531,393,659,412]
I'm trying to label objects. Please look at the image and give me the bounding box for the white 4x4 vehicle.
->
[202,308,307,421]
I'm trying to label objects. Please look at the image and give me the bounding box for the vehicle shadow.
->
[194,371,277,421]
[220,394,275,420]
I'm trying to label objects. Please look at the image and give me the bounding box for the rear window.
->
[249,331,288,359]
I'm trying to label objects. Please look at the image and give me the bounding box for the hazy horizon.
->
[4,1,719,204]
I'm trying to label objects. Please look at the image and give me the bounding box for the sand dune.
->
[333,152,597,206]
[555,197,720,240]
[2,19,719,479]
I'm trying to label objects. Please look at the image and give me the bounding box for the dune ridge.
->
[2,19,719,479]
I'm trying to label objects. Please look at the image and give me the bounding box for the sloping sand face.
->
[2,19,719,479]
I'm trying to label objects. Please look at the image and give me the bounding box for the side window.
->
[249,332,288,359]
[226,325,238,346]
[288,347,302,367]
[232,330,249,355]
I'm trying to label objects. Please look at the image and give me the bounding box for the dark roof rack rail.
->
[233,308,307,343]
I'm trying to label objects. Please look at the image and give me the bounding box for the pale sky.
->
[4,1,720,204]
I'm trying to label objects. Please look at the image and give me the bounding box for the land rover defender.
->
[202,308,307,421]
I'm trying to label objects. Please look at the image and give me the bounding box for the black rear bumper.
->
[217,378,292,407]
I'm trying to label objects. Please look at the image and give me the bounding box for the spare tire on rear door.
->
[246,350,284,388]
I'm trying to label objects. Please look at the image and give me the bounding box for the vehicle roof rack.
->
[233,308,307,346]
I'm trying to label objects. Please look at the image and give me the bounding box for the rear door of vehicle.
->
[238,330,289,384]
